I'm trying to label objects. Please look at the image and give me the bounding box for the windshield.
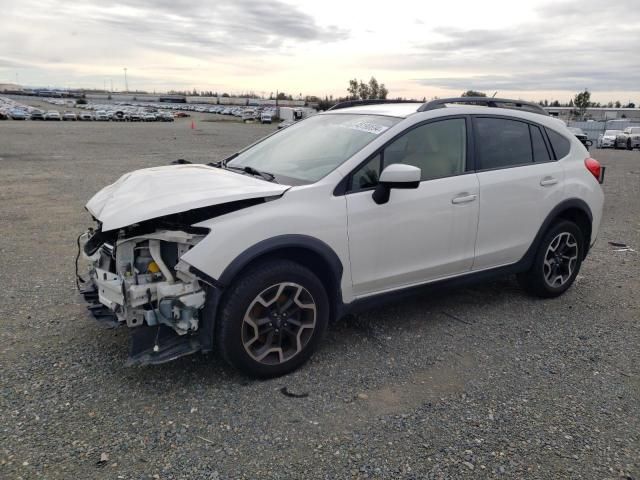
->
[228,114,400,183]
[604,130,621,136]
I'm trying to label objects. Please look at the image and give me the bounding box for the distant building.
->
[159,95,187,103]
[0,83,23,93]
[544,106,640,121]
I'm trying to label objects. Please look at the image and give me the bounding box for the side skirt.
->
[338,260,530,318]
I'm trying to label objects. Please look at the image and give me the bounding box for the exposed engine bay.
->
[78,226,213,365]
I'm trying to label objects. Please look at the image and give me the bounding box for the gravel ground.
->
[0,118,639,480]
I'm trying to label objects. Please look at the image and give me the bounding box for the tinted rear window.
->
[530,125,551,162]
[545,128,571,158]
[475,118,532,169]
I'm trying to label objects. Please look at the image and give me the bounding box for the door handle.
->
[540,176,558,187]
[451,193,477,204]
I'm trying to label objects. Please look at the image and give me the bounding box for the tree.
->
[347,79,359,100]
[573,89,590,120]
[461,90,487,97]
[368,77,379,99]
[378,83,388,99]
[625,102,636,108]
[346,77,389,100]
[357,81,370,100]
[615,100,622,108]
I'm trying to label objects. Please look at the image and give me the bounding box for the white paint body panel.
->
[86,164,289,231]
[346,174,479,296]
[473,161,565,269]
[84,104,605,308]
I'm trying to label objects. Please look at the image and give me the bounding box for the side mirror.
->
[372,164,421,205]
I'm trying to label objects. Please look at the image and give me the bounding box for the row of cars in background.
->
[596,127,640,150]
[565,125,640,150]
[45,96,281,124]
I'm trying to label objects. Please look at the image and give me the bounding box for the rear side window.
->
[530,125,551,162]
[545,128,571,159]
[475,118,532,169]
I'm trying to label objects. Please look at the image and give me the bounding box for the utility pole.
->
[123,68,129,93]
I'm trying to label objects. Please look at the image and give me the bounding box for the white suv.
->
[78,97,605,377]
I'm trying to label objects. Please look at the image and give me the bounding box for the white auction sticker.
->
[342,120,389,135]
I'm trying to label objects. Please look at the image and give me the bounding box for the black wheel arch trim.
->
[517,198,593,269]
[217,234,344,298]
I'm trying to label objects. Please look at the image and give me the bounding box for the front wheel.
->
[215,260,329,378]
[517,220,584,298]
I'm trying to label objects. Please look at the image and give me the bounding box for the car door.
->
[472,116,565,270]
[344,117,480,297]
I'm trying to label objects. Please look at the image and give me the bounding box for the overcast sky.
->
[1,0,638,102]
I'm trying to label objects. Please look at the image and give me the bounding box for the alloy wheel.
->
[543,232,579,288]
[241,282,317,365]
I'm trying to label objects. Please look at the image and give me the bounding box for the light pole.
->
[123,68,129,93]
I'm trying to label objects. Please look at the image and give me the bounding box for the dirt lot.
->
[0,119,639,480]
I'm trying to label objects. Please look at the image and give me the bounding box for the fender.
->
[518,197,593,269]
[217,234,344,290]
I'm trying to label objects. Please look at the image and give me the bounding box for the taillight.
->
[584,157,605,184]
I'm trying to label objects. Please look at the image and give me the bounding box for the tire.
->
[517,220,584,298]
[215,259,329,378]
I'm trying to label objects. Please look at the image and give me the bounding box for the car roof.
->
[324,102,422,117]
[324,102,569,132]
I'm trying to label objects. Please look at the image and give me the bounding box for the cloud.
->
[368,0,640,94]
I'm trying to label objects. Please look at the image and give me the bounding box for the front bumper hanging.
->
[77,228,221,365]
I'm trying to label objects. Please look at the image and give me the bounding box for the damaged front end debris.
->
[77,225,219,365]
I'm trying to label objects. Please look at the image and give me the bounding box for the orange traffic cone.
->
[190,120,195,129]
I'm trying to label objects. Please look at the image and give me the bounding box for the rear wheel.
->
[517,220,584,298]
[216,260,329,378]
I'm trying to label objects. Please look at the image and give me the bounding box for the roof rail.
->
[327,99,419,111]
[418,97,548,116]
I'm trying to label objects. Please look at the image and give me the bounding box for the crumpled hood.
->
[86,164,290,231]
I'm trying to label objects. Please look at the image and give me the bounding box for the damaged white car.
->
[79,98,604,377]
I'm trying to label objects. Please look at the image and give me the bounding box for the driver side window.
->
[349,118,467,192]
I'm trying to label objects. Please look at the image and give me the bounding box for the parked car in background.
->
[157,112,175,122]
[174,112,190,118]
[30,110,45,120]
[62,111,77,121]
[10,109,29,120]
[614,127,640,150]
[79,112,93,121]
[78,97,604,377]
[0,110,9,120]
[242,109,257,122]
[142,112,156,122]
[95,110,110,121]
[597,130,621,148]
[568,127,591,149]
[44,110,61,121]
[260,112,273,124]
[129,112,142,122]
[112,111,127,122]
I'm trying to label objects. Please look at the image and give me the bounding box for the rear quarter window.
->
[545,128,571,159]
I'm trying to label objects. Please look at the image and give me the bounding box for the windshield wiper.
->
[207,152,239,168]
[225,164,276,182]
